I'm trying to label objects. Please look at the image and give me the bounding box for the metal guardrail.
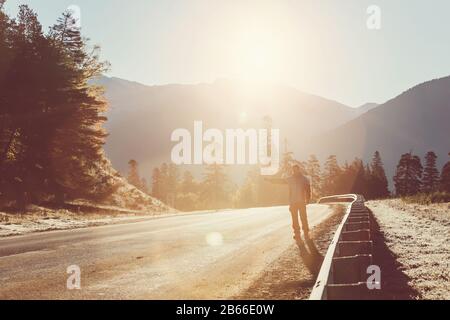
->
[310,194,373,300]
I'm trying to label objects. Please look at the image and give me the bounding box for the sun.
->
[239,111,248,124]
[234,27,283,82]
[243,43,273,74]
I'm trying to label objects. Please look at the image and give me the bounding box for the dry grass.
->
[402,192,450,205]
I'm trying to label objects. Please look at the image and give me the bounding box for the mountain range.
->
[304,76,450,181]
[94,76,449,186]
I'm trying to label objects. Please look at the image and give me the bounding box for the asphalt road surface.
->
[0,204,336,299]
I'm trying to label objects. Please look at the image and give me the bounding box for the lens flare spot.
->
[239,111,248,124]
[206,232,224,247]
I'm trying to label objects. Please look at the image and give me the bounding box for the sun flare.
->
[233,24,287,82]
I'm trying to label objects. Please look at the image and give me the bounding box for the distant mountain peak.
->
[93,75,150,91]
[355,102,379,114]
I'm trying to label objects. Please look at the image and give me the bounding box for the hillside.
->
[95,76,449,186]
[94,77,358,179]
[304,76,450,180]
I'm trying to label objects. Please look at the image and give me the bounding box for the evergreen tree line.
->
[126,160,231,211]
[234,150,393,208]
[311,151,390,200]
[128,152,389,211]
[0,3,115,209]
[393,151,450,197]
[128,149,450,211]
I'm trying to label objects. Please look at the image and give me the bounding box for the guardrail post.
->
[327,282,370,300]
[340,229,371,241]
[331,254,372,284]
[344,222,370,231]
[336,241,373,257]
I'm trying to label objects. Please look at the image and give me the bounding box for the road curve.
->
[0,204,337,300]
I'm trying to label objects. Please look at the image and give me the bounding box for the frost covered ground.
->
[0,204,178,237]
[367,199,450,300]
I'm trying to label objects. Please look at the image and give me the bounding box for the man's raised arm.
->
[264,176,287,185]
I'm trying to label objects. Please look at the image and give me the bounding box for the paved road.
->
[0,204,336,299]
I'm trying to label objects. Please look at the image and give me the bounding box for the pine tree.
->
[127,160,142,189]
[201,164,229,209]
[159,163,169,202]
[151,167,163,200]
[234,169,259,208]
[369,151,390,199]
[364,164,374,198]
[180,170,197,194]
[422,151,440,193]
[306,154,321,200]
[46,9,111,201]
[351,158,367,196]
[393,152,423,196]
[166,164,179,207]
[0,0,11,101]
[1,5,113,207]
[0,2,14,202]
[0,5,50,206]
[321,155,341,196]
[335,161,349,194]
[234,179,255,209]
[440,153,450,193]
[176,170,199,211]
[140,178,149,194]
[336,158,367,196]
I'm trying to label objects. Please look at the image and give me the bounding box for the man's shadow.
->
[296,238,324,276]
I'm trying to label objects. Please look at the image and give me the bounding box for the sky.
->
[4,0,450,107]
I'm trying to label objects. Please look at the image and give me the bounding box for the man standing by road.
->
[266,164,311,245]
